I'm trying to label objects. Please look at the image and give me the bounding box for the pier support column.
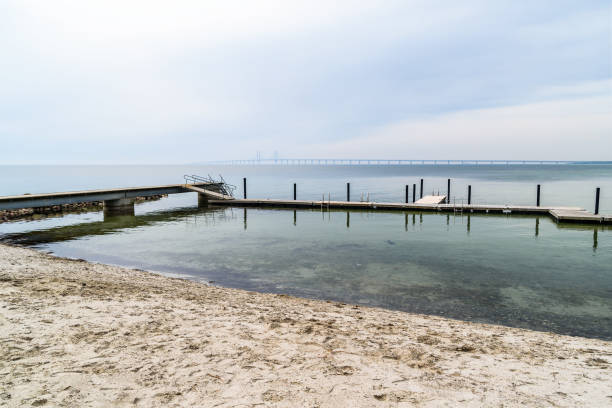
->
[103,198,135,216]
[198,193,209,207]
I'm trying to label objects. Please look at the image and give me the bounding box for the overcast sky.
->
[1,0,610,164]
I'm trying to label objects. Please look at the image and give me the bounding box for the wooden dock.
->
[208,195,611,225]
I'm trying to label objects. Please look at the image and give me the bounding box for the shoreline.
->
[1,243,610,407]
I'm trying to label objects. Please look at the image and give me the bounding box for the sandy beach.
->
[1,243,610,407]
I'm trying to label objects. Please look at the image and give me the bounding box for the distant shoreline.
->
[1,243,610,406]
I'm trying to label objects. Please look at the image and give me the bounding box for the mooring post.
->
[412,184,416,203]
[243,178,247,199]
[420,179,424,199]
[537,184,541,207]
[447,178,451,203]
[405,185,409,203]
[347,183,350,202]
[293,183,297,200]
[595,187,600,215]
[468,185,472,205]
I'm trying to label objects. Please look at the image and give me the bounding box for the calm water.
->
[1,165,611,339]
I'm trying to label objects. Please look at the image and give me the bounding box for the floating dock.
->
[207,196,611,225]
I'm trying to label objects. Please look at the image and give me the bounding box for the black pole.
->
[468,185,472,205]
[405,185,409,203]
[537,184,541,207]
[447,178,451,204]
[412,184,416,203]
[347,183,350,202]
[420,179,424,198]
[243,178,247,199]
[595,187,600,215]
[293,183,297,200]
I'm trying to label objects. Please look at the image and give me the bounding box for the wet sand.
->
[1,243,610,407]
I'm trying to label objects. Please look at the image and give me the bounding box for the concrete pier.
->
[0,182,223,211]
[198,194,209,207]
[103,198,135,216]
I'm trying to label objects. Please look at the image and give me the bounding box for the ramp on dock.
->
[183,185,234,200]
[415,195,447,204]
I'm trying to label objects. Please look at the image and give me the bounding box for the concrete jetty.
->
[0,183,225,216]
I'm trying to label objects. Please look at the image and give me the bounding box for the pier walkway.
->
[1,186,609,224]
[207,197,611,225]
[0,183,225,215]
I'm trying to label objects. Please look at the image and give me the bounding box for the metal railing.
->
[183,174,236,197]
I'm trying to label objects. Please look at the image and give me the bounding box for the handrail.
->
[183,174,235,197]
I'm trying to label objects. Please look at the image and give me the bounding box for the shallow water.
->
[2,192,611,340]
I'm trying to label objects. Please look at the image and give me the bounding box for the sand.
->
[0,243,610,407]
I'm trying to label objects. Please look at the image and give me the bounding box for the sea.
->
[1,164,610,339]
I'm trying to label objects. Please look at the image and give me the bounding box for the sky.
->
[0,0,610,164]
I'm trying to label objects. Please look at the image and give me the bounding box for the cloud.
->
[0,1,610,163]
[301,81,612,160]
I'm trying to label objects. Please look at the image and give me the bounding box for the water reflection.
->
[0,206,226,246]
[2,206,610,339]
[4,205,607,248]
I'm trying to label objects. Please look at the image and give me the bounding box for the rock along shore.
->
[0,243,610,407]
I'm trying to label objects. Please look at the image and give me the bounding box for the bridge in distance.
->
[207,159,609,166]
